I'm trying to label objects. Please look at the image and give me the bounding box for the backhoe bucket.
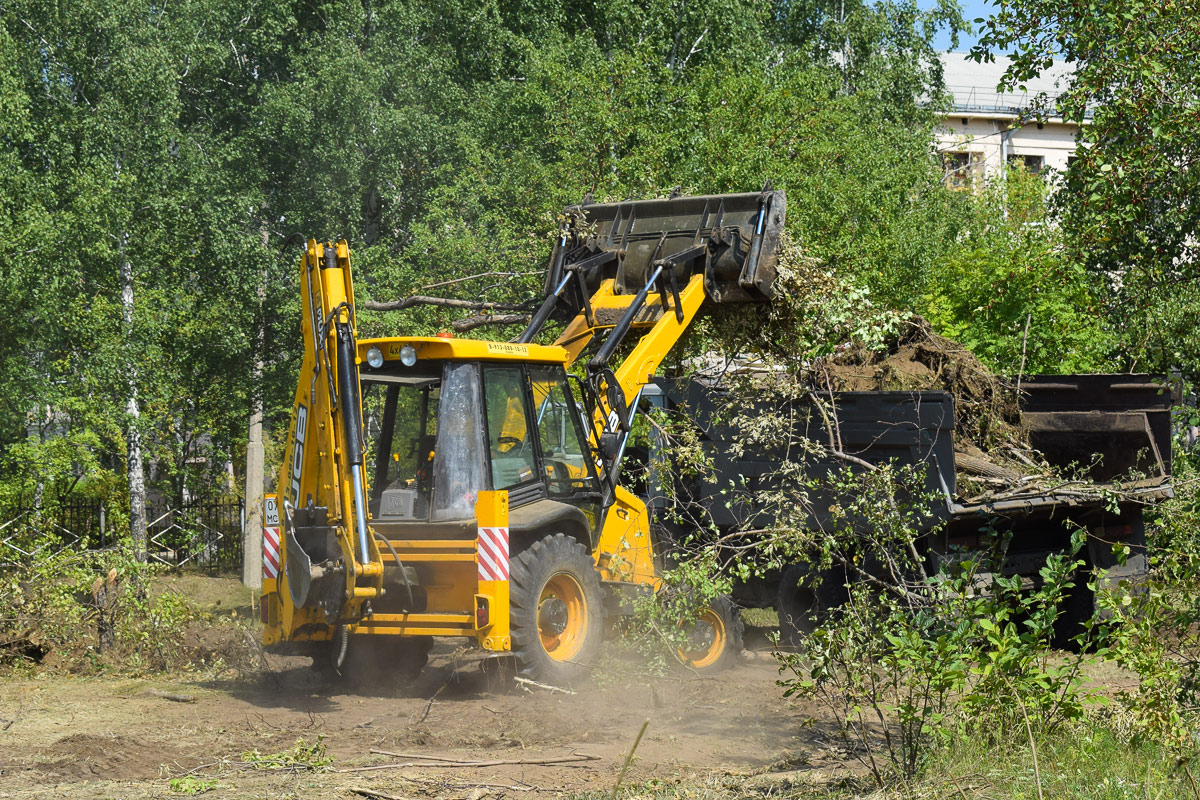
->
[545,187,786,305]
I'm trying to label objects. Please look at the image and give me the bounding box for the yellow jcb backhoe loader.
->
[260,186,786,685]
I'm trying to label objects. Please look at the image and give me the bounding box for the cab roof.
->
[358,336,570,366]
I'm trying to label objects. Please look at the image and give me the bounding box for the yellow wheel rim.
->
[538,573,587,662]
[678,608,726,669]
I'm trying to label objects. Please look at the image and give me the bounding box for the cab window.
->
[529,366,599,497]
[362,372,440,519]
[483,366,539,490]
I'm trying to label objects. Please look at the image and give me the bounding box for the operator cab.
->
[360,353,601,525]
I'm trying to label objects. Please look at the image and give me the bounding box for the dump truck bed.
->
[646,373,1173,609]
[648,373,1172,522]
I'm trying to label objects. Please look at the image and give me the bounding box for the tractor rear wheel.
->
[328,632,431,691]
[509,533,604,686]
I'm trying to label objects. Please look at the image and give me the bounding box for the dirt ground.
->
[0,636,850,800]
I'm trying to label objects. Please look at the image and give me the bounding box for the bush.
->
[0,537,254,674]
[1097,446,1200,749]
[777,468,1097,786]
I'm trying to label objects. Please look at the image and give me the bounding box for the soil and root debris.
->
[696,235,1069,502]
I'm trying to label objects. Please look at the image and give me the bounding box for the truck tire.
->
[776,564,845,649]
[1051,575,1094,651]
[676,595,744,672]
[1052,523,1148,650]
[509,533,604,686]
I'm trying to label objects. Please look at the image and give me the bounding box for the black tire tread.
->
[680,594,744,673]
[509,533,604,686]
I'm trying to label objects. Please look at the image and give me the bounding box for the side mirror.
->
[599,431,622,461]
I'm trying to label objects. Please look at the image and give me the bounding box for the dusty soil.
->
[0,641,848,799]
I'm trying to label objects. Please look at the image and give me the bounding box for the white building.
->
[936,52,1085,189]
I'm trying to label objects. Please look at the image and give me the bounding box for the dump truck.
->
[260,187,786,683]
[645,374,1174,644]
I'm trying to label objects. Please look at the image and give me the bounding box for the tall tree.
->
[972,0,1200,374]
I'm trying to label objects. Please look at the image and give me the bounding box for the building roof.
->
[940,52,1084,117]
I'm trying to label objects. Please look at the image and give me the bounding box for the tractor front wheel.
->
[509,533,604,686]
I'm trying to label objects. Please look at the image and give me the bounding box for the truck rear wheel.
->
[509,533,604,686]
[676,595,743,672]
[1052,524,1148,651]
[777,564,846,649]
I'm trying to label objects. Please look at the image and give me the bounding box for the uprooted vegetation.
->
[814,315,1025,454]
[684,234,1167,505]
[0,543,261,676]
[698,235,1024,451]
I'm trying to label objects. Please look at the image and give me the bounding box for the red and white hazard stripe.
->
[263,526,281,580]
[477,526,510,582]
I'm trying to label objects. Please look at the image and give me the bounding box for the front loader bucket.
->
[545,186,787,305]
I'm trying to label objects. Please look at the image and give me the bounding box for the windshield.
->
[362,361,487,521]
[432,362,487,520]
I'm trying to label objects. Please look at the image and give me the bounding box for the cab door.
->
[528,366,601,516]
[482,365,545,507]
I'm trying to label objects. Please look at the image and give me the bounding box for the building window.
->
[1007,154,1044,174]
[943,151,982,190]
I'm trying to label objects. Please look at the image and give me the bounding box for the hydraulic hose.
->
[373,529,416,610]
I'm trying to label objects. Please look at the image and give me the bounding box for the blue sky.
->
[924,0,995,52]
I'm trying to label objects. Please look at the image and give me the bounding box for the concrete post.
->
[243,223,269,589]
[243,422,264,589]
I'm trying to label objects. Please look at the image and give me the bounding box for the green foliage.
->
[780,473,1096,785]
[972,0,1200,377]
[241,735,334,772]
[700,235,906,366]
[920,168,1116,374]
[1096,449,1200,750]
[0,540,252,674]
[565,724,1196,798]
[919,726,1197,800]
[168,776,218,795]
[0,0,967,515]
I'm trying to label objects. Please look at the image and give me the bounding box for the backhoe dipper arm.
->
[274,240,382,632]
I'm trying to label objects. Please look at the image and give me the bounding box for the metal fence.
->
[146,501,244,571]
[0,496,244,572]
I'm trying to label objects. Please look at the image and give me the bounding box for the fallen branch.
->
[369,749,478,763]
[453,313,531,332]
[514,676,576,695]
[362,296,528,313]
[341,752,599,774]
[403,775,542,793]
[146,688,197,703]
[351,788,408,800]
[365,749,597,766]
[413,677,450,725]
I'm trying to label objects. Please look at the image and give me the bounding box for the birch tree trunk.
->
[119,227,148,563]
